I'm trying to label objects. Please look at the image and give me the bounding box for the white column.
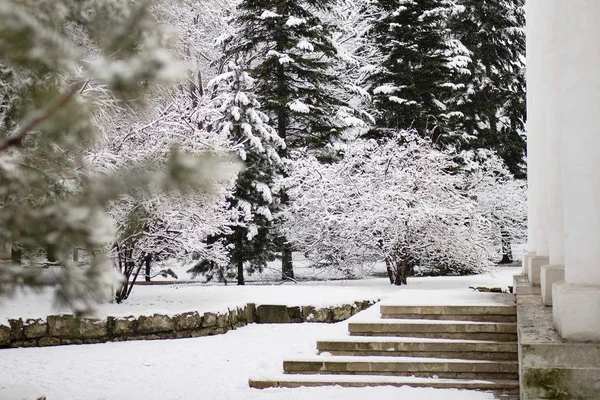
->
[524,0,550,284]
[552,0,600,341]
[540,1,565,306]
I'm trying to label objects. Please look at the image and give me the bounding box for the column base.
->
[528,255,549,286]
[553,282,600,341]
[540,264,565,306]
[522,252,536,276]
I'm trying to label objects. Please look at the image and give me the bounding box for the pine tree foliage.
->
[222,0,349,150]
[188,63,285,284]
[453,0,526,178]
[220,0,361,280]
[364,0,471,141]
[312,0,377,127]
[0,0,238,312]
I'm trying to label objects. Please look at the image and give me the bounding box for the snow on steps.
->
[348,319,517,341]
[283,355,518,380]
[249,374,520,390]
[380,305,517,323]
[317,336,518,360]
[249,300,519,392]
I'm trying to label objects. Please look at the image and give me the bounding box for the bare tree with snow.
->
[283,131,517,284]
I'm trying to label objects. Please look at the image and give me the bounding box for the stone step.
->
[348,320,517,341]
[380,305,516,323]
[317,337,518,360]
[380,305,516,316]
[283,355,518,380]
[249,373,520,390]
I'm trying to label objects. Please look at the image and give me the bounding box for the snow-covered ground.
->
[1,266,517,323]
[0,323,503,400]
[0,267,519,400]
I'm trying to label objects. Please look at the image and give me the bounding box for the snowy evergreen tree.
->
[0,0,238,312]
[452,0,526,178]
[365,0,470,142]
[224,0,345,149]
[189,62,285,285]
[221,0,351,279]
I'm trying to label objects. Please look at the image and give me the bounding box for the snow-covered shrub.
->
[461,149,527,263]
[90,87,240,302]
[282,130,499,284]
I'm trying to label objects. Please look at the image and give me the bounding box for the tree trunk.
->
[11,243,22,264]
[388,258,409,286]
[46,245,58,263]
[499,227,513,264]
[400,261,408,285]
[281,243,294,280]
[274,7,294,281]
[145,256,151,282]
[115,246,145,303]
[393,268,402,286]
[385,257,394,284]
[237,258,245,285]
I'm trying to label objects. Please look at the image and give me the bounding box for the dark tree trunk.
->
[499,228,513,264]
[237,235,245,285]
[237,258,245,285]
[46,245,58,263]
[114,246,145,303]
[387,256,408,286]
[385,257,394,284]
[145,256,151,282]
[282,244,294,280]
[400,261,408,285]
[11,243,22,264]
[393,261,408,286]
[393,268,403,286]
[274,8,294,281]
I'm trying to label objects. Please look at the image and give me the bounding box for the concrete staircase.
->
[249,303,519,393]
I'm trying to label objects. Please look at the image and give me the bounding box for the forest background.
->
[0,0,526,312]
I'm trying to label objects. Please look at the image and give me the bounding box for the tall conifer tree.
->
[453,0,526,178]
[221,0,344,279]
[365,0,470,143]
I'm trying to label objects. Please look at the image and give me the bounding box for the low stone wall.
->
[0,299,378,349]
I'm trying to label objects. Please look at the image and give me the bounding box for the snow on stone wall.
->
[0,300,377,349]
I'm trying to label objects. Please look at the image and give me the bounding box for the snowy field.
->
[0,267,518,400]
[1,265,517,323]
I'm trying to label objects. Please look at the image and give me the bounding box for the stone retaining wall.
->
[0,299,377,349]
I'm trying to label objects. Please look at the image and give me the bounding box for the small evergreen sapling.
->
[188,62,284,284]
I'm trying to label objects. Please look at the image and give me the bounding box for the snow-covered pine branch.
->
[0,0,239,312]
